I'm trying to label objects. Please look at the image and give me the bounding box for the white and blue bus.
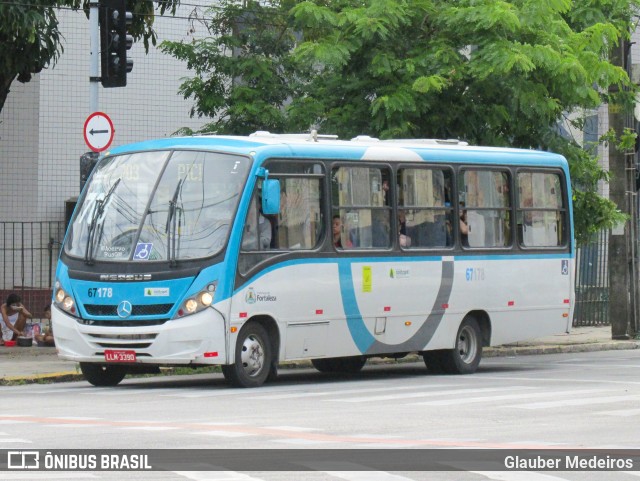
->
[52,132,574,387]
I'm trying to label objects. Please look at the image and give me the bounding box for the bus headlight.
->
[199,292,213,306]
[63,297,75,311]
[55,288,65,303]
[185,299,198,314]
[177,282,217,317]
[54,287,76,315]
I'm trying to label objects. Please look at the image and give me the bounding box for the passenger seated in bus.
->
[242,196,272,250]
[371,210,390,248]
[332,215,352,248]
[398,211,411,247]
[459,207,469,247]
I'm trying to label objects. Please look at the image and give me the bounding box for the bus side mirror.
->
[261,179,280,215]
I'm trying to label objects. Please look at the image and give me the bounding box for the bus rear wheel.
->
[423,317,482,374]
[311,356,367,373]
[80,363,126,387]
[222,322,271,388]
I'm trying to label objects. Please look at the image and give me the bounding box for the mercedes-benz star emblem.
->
[117,300,132,318]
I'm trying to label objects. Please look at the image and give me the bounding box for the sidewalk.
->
[0,326,638,384]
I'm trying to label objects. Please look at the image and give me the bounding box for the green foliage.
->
[162,0,640,242]
[161,0,300,134]
[0,0,179,114]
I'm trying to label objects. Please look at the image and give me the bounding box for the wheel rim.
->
[457,325,478,364]
[240,334,265,377]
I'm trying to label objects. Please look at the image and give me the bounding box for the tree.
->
[0,0,180,114]
[162,0,639,242]
[161,0,300,134]
[290,0,637,243]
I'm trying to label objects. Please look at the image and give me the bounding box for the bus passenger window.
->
[332,166,391,250]
[397,168,453,249]
[459,170,511,248]
[276,177,323,250]
[517,171,565,247]
[241,193,272,251]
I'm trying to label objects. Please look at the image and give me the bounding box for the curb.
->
[483,341,640,357]
[0,371,82,386]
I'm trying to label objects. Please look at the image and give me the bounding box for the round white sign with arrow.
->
[83,112,115,152]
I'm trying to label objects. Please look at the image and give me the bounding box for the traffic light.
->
[99,0,133,88]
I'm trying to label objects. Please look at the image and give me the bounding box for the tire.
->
[222,322,271,388]
[80,363,126,387]
[422,350,447,374]
[435,317,483,374]
[311,356,367,373]
[266,360,278,383]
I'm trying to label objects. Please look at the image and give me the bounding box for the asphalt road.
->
[2,350,640,481]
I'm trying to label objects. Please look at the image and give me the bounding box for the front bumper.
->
[52,305,227,365]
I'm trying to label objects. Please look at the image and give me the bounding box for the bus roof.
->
[106,131,569,169]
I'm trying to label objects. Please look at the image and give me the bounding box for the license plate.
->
[104,350,136,363]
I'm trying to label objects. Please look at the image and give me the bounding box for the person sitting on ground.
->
[35,304,55,347]
[1,293,32,345]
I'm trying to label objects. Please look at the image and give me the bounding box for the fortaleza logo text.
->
[245,288,277,304]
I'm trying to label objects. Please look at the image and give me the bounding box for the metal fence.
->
[574,230,610,326]
[0,221,66,290]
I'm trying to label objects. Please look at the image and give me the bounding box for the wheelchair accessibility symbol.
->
[134,242,153,260]
[561,259,569,275]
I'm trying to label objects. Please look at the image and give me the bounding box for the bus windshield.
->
[65,150,250,262]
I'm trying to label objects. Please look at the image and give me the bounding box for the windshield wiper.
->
[166,179,184,266]
[84,178,121,264]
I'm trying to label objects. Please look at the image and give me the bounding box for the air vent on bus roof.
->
[351,135,380,142]
[249,130,339,142]
[382,138,468,146]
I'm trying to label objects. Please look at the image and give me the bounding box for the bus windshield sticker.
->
[134,243,153,260]
[145,288,170,297]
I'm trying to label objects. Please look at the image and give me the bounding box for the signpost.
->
[83,112,114,152]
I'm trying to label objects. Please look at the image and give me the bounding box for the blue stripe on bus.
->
[337,262,376,352]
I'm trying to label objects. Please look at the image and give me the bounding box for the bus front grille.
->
[77,319,169,327]
[84,304,174,316]
[95,342,153,349]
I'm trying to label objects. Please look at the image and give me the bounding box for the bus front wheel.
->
[222,322,272,388]
[423,317,482,375]
[80,363,126,387]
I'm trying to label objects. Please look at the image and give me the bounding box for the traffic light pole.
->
[89,2,100,112]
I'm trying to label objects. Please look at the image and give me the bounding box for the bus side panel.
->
[232,258,452,360]
[230,263,362,361]
[229,254,573,362]
[448,256,572,346]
